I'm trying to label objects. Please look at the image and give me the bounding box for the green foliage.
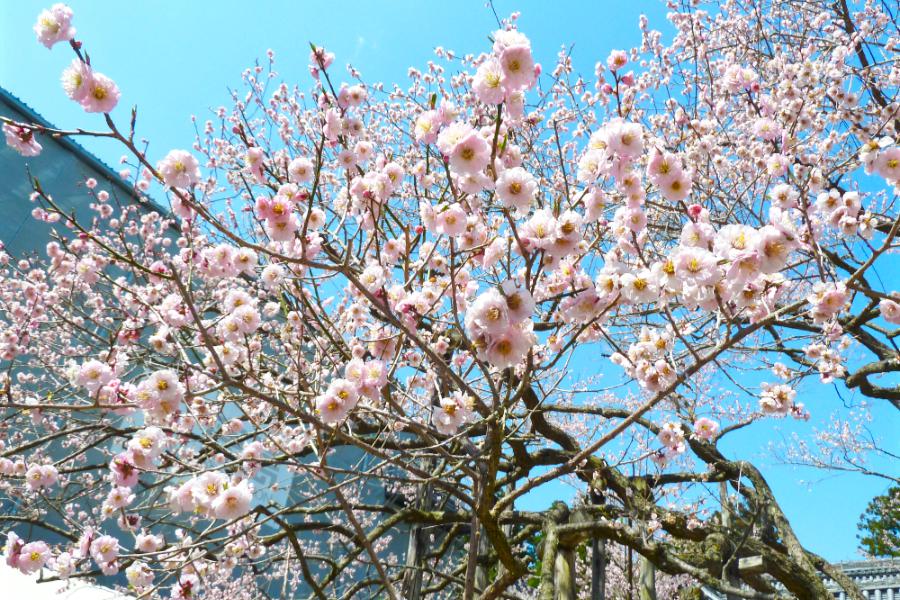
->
[577,541,588,563]
[858,485,900,558]
[525,530,544,588]
[678,587,703,600]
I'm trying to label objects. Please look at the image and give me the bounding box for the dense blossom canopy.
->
[1,2,898,599]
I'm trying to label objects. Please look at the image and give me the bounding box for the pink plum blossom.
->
[34,3,75,48]
[212,480,253,520]
[448,131,490,174]
[157,149,201,188]
[692,417,720,441]
[2,123,42,156]
[79,72,120,113]
[17,541,50,574]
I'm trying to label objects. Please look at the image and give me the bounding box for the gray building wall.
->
[0,87,164,259]
[0,87,423,598]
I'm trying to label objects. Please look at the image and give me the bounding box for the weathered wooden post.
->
[538,501,572,600]
[589,490,607,600]
[554,543,576,600]
[638,555,658,600]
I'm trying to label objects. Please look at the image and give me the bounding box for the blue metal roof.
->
[0,86,171,217]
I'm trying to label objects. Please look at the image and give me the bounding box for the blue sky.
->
[2,0,897,563]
